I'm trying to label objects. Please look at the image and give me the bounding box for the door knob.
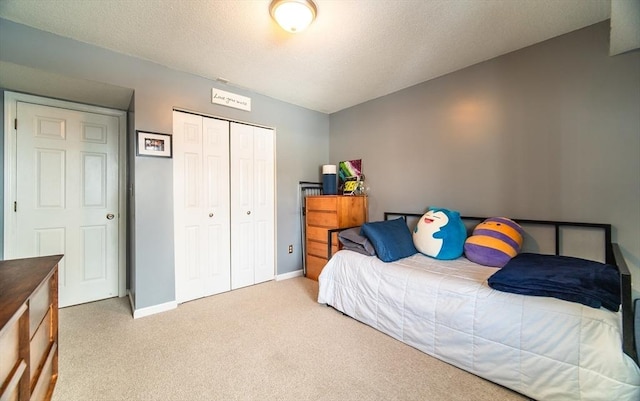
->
[246,211,251,215]
[106,213,115,220]
[209,213,214,218]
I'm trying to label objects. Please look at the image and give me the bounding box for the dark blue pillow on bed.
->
[361,218,417,262]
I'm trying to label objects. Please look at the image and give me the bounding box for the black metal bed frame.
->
[325,211,637,364]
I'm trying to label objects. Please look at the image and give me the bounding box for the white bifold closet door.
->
[230,122,275,289]
[173,112,231,303]
[173,112,275,303]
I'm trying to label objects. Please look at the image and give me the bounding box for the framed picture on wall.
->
[136,131,172,158]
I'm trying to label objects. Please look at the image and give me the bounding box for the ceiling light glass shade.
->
[270,0,317,33]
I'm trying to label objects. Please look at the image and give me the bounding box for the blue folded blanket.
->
[488,253,621,311]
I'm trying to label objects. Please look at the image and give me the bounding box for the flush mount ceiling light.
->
[270,0,317,33]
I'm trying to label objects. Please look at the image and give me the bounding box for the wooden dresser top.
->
[0,255,63,329]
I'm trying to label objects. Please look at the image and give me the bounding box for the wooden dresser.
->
[0,255,62,401]
[305,195,367,280]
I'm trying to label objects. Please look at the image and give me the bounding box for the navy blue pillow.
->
[360,218,417,262]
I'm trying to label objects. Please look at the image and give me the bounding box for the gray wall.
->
[0,19,330,310]
[330,22,640,292]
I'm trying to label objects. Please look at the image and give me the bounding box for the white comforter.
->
[318,250,640,401]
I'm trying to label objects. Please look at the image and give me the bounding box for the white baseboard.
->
[276,269,304,281]
[131,297,178,319]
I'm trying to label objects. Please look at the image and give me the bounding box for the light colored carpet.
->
[52,277,528,401]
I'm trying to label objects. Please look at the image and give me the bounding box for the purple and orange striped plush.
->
[464,217,524,267]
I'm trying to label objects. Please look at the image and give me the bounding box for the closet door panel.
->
[253,127,275,284]
[174,112,230,303]
[230,123,274,288]
[231,123,256,289]
[174,112,205,302]
[202,117,231,296]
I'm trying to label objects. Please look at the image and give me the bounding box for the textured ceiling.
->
[0,0,611,114]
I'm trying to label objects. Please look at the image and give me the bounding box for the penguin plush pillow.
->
[412,208,467,260]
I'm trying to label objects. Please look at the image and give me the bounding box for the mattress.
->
[318,250,640,400]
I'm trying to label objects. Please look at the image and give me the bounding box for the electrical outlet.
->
[288,244,293,254]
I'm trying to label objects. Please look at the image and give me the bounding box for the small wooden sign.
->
[211,88,251,111]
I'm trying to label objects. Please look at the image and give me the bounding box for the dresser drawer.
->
[1,379,20,401]
[306,254,328,281]
[29,277,52,339]
[307,239,338,259]
[306,196,337,212]
[30,308,52,382]
[306,226,327,242]
[306,211,338,227]
[306,226,339,244]
[30,343,57,401]
[0,315,18,386]
[0,307,24,393]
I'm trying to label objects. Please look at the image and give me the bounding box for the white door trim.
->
[3,91,128,299]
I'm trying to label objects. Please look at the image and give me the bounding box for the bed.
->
[317,212,640,401]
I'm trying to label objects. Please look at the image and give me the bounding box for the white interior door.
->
[12,101,120,307]
[173,111,230,303]
[230,122,274,290]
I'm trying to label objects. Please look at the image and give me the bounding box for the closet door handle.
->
[246,211,251,215]
[209,213,214,218]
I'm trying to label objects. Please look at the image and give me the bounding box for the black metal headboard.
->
[381,212,636,364]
